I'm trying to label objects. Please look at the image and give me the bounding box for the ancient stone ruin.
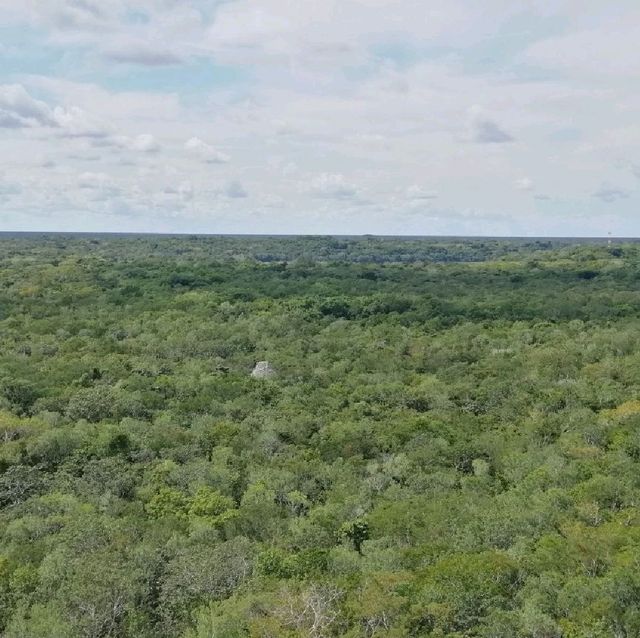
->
[250,361,276,379]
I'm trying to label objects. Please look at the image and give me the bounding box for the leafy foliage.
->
[1,234,640,636]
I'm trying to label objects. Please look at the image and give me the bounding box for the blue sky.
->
[0,0,639,235]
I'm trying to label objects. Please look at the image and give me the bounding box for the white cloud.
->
[467,106,513,144]
[525,23,640,78]
[5,0,513,75]
[309,173,358,200]
[0,84,57,128]
[102,42,184,66]
[31,0,113,33]
[163,180,194,201]
[0,177,22,197]
[128,134,160,153]
[77,171,111,189]
[514,178,534,191]
[179,181,194,201]
[67,151,101,161]
[0,83,111,137]
[2,2,640,233]
[406,185,438,200]
[617,160,640,180]
[592,186,631,203]
[52,104,110,138]
[184,137,230,163]
[106,133,160,153]
[0,111,25,128]
[224,180,248,198]
[23,76,182,126]
[205,0,505,68]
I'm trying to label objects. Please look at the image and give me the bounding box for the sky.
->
[0,1,639,236]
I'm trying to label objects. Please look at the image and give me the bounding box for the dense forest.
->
[1,234,640,637]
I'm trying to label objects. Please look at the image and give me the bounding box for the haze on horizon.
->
[0,1,639,236]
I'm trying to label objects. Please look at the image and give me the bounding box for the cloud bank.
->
[0,1,639,235]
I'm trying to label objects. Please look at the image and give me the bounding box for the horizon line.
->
[0,231,636,241]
